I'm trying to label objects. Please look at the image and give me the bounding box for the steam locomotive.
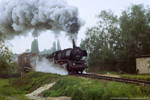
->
[47,39,88,74]
[18,39,88,75]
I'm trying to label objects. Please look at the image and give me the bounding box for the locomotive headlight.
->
[73,63,76,65]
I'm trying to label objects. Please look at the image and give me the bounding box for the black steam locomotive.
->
[47,39,88,74]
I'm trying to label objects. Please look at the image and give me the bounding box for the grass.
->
[42,76,150,100]
[10,71,61,93]
[121,74,150,81]
[1,71,150,100]
[0,71,61,100]
[0,79,29,100]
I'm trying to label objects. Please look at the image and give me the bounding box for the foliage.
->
[80,10,119,71]
[118,4,150,73]
[57,39,61,51]
[24,49,31,53]
[81,4,150,73]
[39,40,61,55]
[0,33,17,78]
[42,76,148,100]
[39,48,53,55]
[31,38,39,54]
[52,41,56,52]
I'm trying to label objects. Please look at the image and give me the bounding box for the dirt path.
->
[26,82,71,100]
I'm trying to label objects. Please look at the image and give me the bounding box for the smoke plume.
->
[31,57,68,75]
[0,0,85,39]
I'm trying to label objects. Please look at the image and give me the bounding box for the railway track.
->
[74,73,150,85]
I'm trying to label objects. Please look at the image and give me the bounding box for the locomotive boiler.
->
[47,39,88,74]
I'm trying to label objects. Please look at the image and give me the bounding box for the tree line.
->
[26,39,61,55]
[80,4,150,73]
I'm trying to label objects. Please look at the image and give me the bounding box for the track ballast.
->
[73,73,150,85]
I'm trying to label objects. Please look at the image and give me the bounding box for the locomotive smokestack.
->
[72,39,76,48]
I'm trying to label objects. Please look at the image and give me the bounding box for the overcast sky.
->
[7,0,150,54]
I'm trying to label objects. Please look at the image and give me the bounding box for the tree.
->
[31,39,39,54]
[57,39,61,51]
[118,4,150,73]
[39,48,53,55]
[25,49,30,53]
[81,4,150,73]
[52,41,56,52]
[0,33,17,77]
[81,10,119,71]
[39,40,58,55]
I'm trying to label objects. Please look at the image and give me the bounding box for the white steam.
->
[33,57,68,75]
[0,0,85,39]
